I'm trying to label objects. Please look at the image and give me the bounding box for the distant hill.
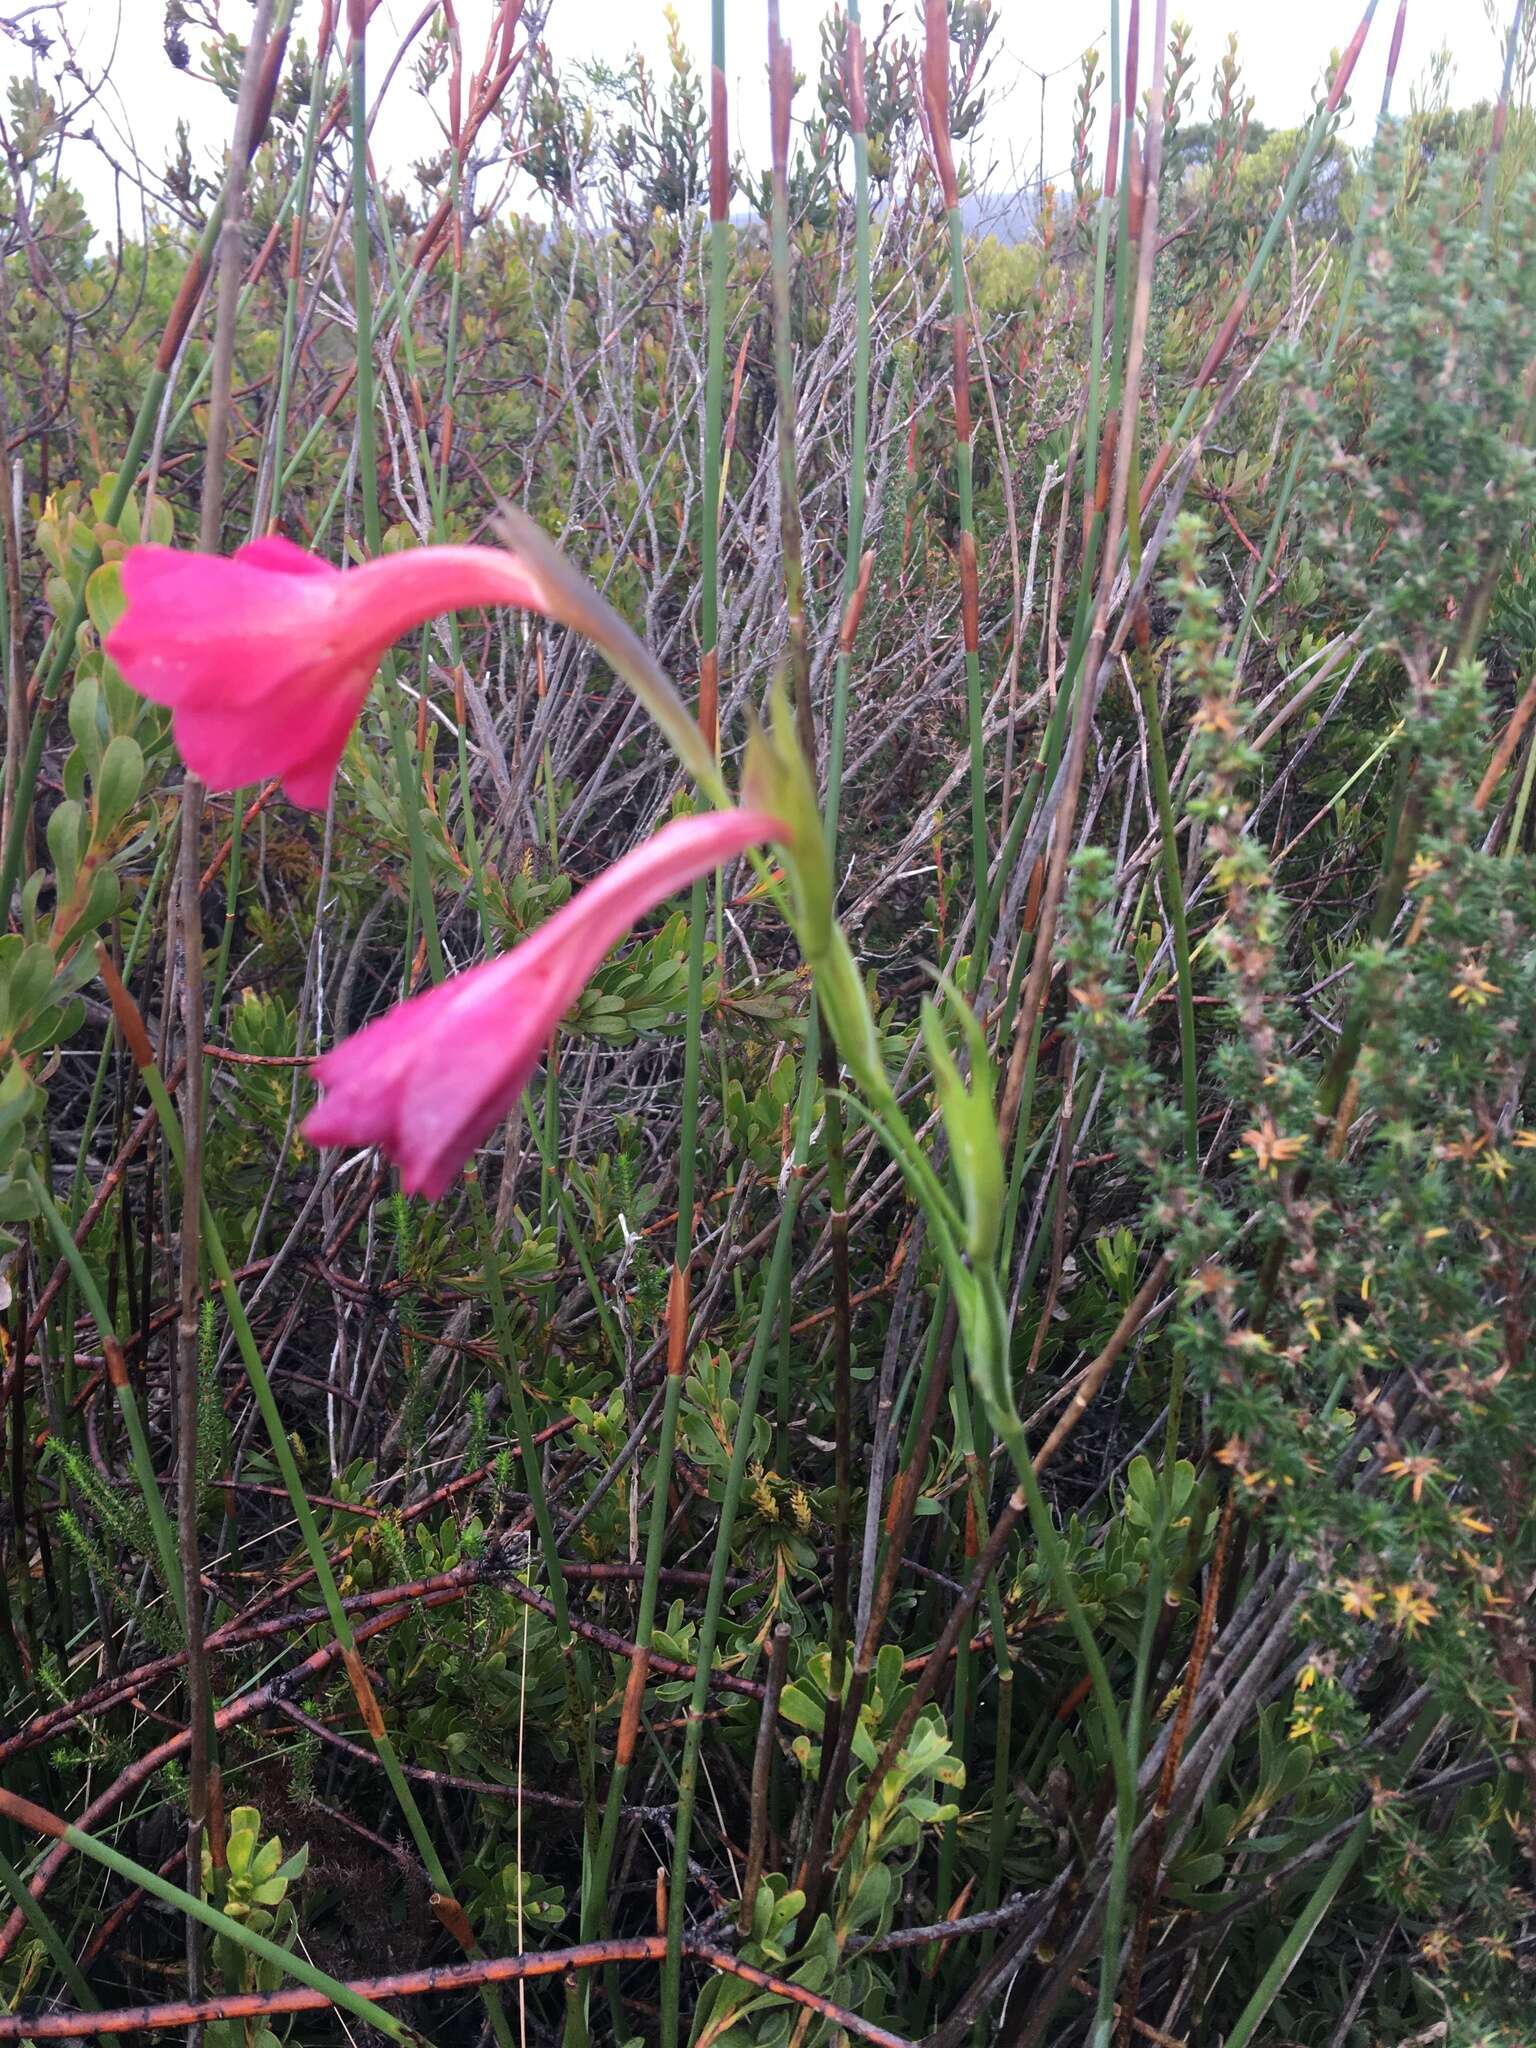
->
[732,185,1042,243]
[960,187,1040,243]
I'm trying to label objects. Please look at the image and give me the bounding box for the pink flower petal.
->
[164,661,373,800]
[107,539,555,809]
[304,810,784,1196]
[234,535,341,579]
[267,664,378,808]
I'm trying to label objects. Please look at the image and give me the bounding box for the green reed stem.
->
[1006,1435,1136,2048]
[0,1841,98,2014]
[23,1165,184,1625]
[926,1355,1011,2009]
[825,1,870,845]
[1223,1699,1438,2048]
[1480,0,1524,237]
[0,1791,420,2045]
[582,10,732,2027]
[1009,5,1366,941]
[275,240,443,502]
[464,1178,578,1643]
[576,887,708,2002]
[1507,726,1536,857]
[348,30,443,986]
[394,159,612,1995]
[1131,623,1198,1469]
[468,1170,596,1955]
[259,39,331,536]
[767,2,860,1849]
[1145,47,1370,519]
[58,833,175,1362]
[1233,30,1402,677]
[659,1012,820,2048]
[1102,1498,1167,2048]
[132,1053,507,2042]
[239,0,329,884]
[1133,661,1197,1165]
[383,133,604,2020]
[945,207,990,960]
[1079,17,1121,586]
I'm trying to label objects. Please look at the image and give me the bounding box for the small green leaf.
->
[93,735,144,839]
[775,1683,825,1734]
[47,801,85,900]
[68,674,104,771]
[1,943,54,1040]
[16,998,86,1058]
[86,560,125,638]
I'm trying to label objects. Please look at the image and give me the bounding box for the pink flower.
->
[303,809,784,1199]
[104,536,549,809]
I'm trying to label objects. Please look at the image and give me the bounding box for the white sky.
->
[9,1,1516,231]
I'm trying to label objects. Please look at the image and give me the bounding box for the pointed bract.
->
[743,674,834,956]
[920,989,1004,1264]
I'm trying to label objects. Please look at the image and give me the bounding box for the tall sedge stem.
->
[1137,0,1380,514]
[23,1165,183,1623]
[1005,9,1168,2039]
[1223,1702,1439,2048]
[810,28,876,1907]
[198,11,318,1051]
[581,12,731,2040]
[922,18,1020,1981]
[825,1,872,847]
[1232,0,1405,679]
[179,0,275,1980]
[0,1843,98,2017]
[1133,647,1197,1168]
[925,0,990,961]
[767,0,858,1847]
[57,833,174,1439]
[251,6,330,535]
[348,8,443,986]
[0,1786,417,2045]
[368,114,607,2020]
[659,1018,820,2048]
[1480,0,1524,235]
[467,1169,598,2003]
[100,954,511,2045]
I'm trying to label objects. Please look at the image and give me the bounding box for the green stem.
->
[1506,726,1536,857]
[824,0,871,849]
[468,1169,597,1956]
[60,834,176,1370]
[645,13,738,2039]
[767,0,858,1854]
[1005,1442,1136,2048]
[132,1057,504,2037]
[1233,43,1400,677]
[259,35,331,533]
[1223,1701,1439,2048]
[0,1794,420,2045]
[946,206,990,960]
[349,29,443,984]
[1101,1503,1166,2048]
[23,1164,185,1626]
[582,10,732,2009]
[658,1014,820,2048]
[0,1842,99,2013]
[1133,660,1198,1164]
